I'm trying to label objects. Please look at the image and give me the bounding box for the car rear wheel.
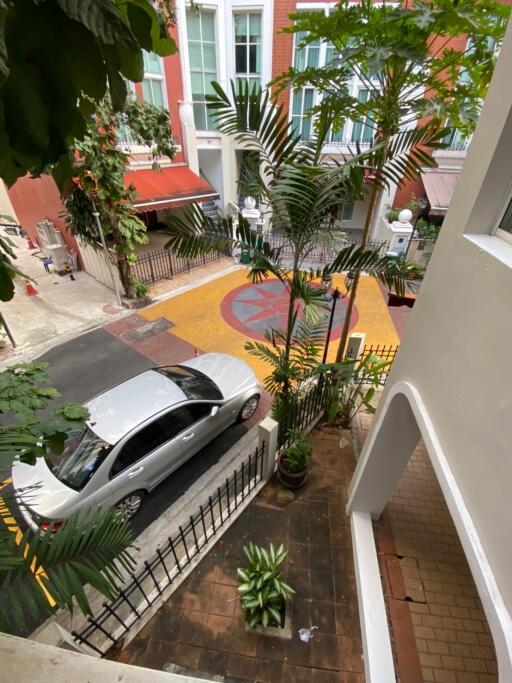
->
[115,491,145,521]
[238,395,260,422]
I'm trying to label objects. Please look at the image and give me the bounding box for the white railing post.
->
[345,332,366,360]
[258,416,279,481]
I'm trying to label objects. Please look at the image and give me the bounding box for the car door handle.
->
[182,433,195,442]
[128,467,144,478]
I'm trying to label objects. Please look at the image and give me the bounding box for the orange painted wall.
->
[8,175,80,258]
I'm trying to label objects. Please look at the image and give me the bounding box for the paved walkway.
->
[355,413,498,683]
[139,269,401,381]
[115,425,364,682]
[1,237,122,356]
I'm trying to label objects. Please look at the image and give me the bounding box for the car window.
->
[45,428,111,491]
[111,406,198,477]
[156,366,223,400]
[187,403,213,422]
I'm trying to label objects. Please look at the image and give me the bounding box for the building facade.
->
[4,0,509,284]
[347,18,512,679]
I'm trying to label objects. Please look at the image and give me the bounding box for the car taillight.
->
[40,520,63,532]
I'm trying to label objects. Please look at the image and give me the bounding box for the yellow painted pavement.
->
[141,269,399,381]
[0,477,56,606]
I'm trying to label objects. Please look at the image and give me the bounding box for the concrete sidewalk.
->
[0,236,124,358]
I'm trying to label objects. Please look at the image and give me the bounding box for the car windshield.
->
[156,366,223,400]
[45,428,111,491]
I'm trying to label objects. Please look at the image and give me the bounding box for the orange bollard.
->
[25,282,38,296]
[194,348,199,357]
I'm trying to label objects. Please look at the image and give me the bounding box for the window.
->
[187,10,217,130]
[111,405,205,477]
[496,196,512,244]
[234,13,261,91]
[156,366,223,400]
[351,89,374,144]
[338,202,354,221]
[45,428,111,491]
[442,124,468,151]
[293,30,320,71]
[141,51,165,108]
[291,87,315,141]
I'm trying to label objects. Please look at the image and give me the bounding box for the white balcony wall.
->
[348,19,512,678]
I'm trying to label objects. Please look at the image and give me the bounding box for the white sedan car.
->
[13,353,260,529]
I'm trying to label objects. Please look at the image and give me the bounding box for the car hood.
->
[12,457,78,519]
[180,353,259,399]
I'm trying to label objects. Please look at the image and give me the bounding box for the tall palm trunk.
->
[335,182,382,362]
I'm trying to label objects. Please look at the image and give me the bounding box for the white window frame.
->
[290,3,383,147]
[495,192,512,247]
[141,51,167,109]
[187,9,218,131]
[233,11,262,90]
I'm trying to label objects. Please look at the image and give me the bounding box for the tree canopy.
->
[64,94,177,296]
[0,0,176,188]
[274,0,510,142]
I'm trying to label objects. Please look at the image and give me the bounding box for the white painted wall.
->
[175,0,273,211]
[198,149,224,202]
[0,180,18,222]
[348,19,512,677]
[1,632,214,683]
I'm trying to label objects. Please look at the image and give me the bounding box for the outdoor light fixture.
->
[322,286,341,364]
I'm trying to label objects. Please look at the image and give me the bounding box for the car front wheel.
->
[115,491,145,521]
[238,395,260,422]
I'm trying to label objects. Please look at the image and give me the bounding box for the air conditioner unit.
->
[46,245,69,272]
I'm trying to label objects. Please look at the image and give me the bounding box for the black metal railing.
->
[277,379,332,449]
[72,444,265,656]
[359,344,399,386]
[266,233,389,268]
[133,248,227,285]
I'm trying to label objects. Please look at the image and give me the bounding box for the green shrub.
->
[282,429,313,473]
[237,542,294,628]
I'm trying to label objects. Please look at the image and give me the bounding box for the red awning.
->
[125,165,218,211]
[421,171,460,216]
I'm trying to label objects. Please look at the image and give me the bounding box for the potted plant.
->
[237,542,294,631]
[277,429,312,489]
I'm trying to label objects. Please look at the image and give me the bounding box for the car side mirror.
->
[210,406,219,417]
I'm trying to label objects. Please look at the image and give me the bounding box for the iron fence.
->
[266,233,389,268]
[133,248,227,285]
[72,444,265,656]
[277,379,332,449]
[359,344,399,386]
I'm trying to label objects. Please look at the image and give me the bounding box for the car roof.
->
[85,369,187,445]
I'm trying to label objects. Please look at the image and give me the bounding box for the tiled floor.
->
[115,426,364,682]
[356,413,498,683]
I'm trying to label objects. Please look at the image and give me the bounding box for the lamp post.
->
[322,284,341,365]
[92,204,122,307]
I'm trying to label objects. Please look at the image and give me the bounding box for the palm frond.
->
[206,80,309,178]
[0,507,135,633]
[164,203,260,258]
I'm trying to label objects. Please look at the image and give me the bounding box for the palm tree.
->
[0,499,135,634]
[272,0,509,360]
[165,82,439,405]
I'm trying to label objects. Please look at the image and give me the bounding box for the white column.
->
[258,416,279,481]
[179,102,199,174]
[345,332,366,360]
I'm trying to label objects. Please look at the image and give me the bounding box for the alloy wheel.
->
[116,494,143,521]
[241,396,259,421]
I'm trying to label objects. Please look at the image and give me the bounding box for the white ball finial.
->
[398,209,413,224]
[244,196,256,210]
